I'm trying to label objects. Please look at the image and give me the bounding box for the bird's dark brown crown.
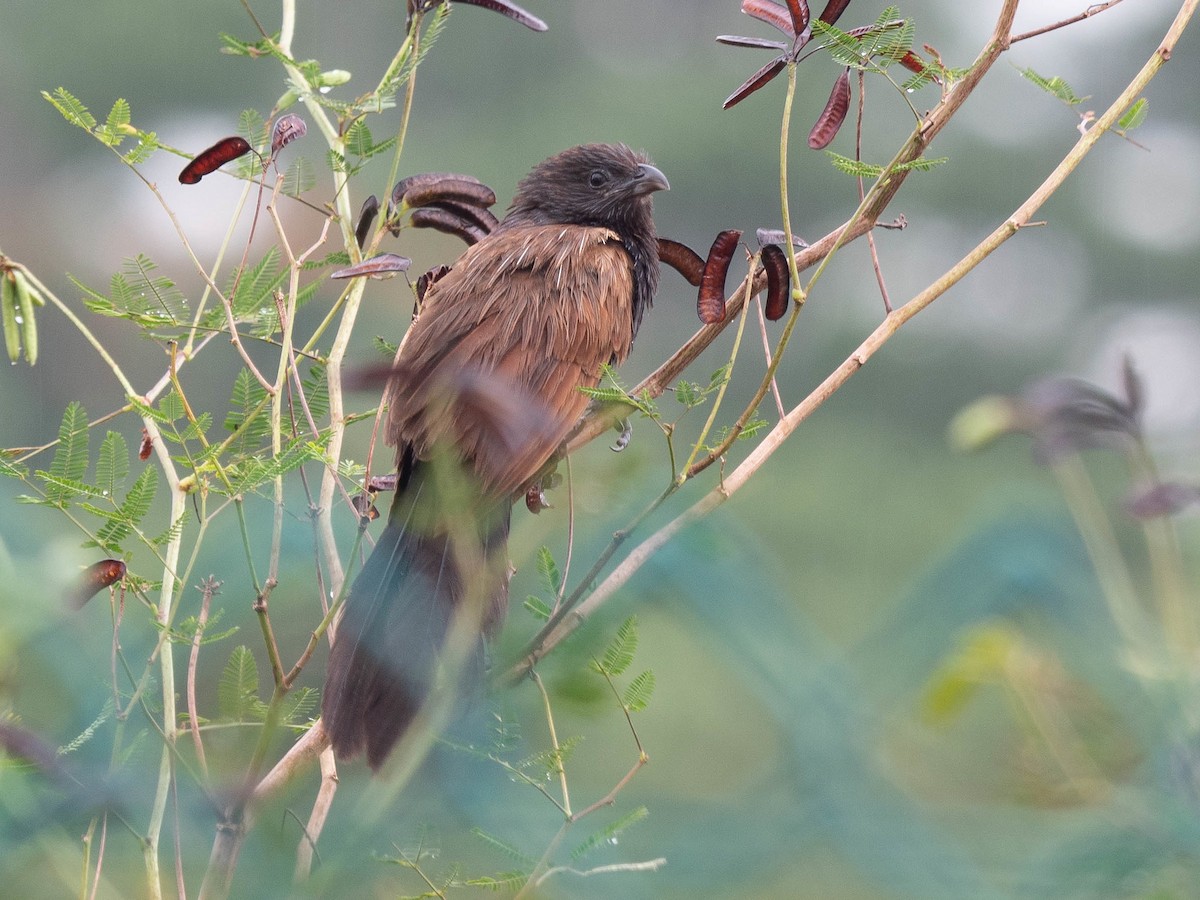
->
[500,143,666,335]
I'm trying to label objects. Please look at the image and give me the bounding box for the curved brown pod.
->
[723,56,787,110]
[138,427,153,461]
[391,173,494,209]
[784,0,810,34]
[698,230,742,324]
[71,559,127,608]
[270,113,306,156]
[427,199,500,235]
[657,238,705,287]
[355,194,380,250]
[409,207,489,246]
[179,136,253,184]
[741,0,795,35]
[402,179,498,211]
[817,0,852,24]
[330,253,412,279]
[808,68,851,150]
[761,244,790,321]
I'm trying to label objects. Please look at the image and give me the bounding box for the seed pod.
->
[178,136,253,184]
[723,56,787,110]
[355,194,380,250]
[351,492,379,521]
[417,265,451,302]
[270,113,306,156]
[898,50,927,76]
[808,68,851,149]
[456,0,548,31]
[741,0,795,35]
[138,428,153,461]
[410,208,489,245]
[525,483,551,514]
[698,230,742,324]
[611,418,633,453]
[716,34,788,51]
[761,244,790,321]
[426,199,499,235]
[784,0,810,34]
[756,228,809,249]
[657,238,705,287]
[818,0,851,24]
[1,272,18,363]
[71,559,127,608]
[403,178,498,211]
[13,271,37,365]
[330,253,412,279]
[391,173,494,210]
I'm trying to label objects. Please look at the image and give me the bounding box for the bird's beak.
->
[630,163,670,196]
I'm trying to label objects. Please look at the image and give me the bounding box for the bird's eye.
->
[588,170,609,188]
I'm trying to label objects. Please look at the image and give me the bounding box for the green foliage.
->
[1018,66,1086,107]
[74,254,190,330]
[217,646,268,722]
[42,86,96,130]
[570,806,649,861]
[595,616,638,678]
[38,402,90,505]
[826,151,948,178]
[813,7,914,73]
[623,670,656,713]
[1118,97,1148,132]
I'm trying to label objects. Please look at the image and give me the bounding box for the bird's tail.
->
[321,458,511,770]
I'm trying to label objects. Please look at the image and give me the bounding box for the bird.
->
[322,143,669,769]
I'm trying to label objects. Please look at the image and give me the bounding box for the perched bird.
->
[322,143,669,769]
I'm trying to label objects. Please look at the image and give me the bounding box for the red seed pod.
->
[818,0,851,24]
[138,427,153,461]
[761,244,790,321]
[715,34,789,51]
[391,173,494,210]
[697,230,742,324]
[330,253,412,279]
[178,136,253,184]
[808,68,851,149]
[741,0,795,35]
[525,483,551,514]
[71,559,127,608]
[898,50,927,76]
[270,113,306,156]
[723,56,787,110]
[366,472,399,493]
[784,0,810,34]
[657,238,706,287]
[410,208,489,246]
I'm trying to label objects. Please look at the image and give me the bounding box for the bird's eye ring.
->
[588,170,608,188]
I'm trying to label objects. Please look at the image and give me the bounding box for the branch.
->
[513,0,1200,675]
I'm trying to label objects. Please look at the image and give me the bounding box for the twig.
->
[1012,0,1128,43]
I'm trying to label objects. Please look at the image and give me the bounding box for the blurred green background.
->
[3,1,1200,897]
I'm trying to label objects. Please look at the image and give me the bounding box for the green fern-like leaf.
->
[536,546,561,596]
[279,687,319,726]
[0,453,29,480]
[96,431,129,499]
[1118,97,1148,132]
[223,368,271,441]
[462,872,528,891]
[94,467,157,550]
[42,87,96,130]
[1018,66,1085,106]
[218,646,264,722]
[45,402,90,503]
[470,828,536,867]
[96,98,131,148]
[596,616,638,677]
[570,806,649,861]
[123,131,159,165]
[523,595,552,621]
[623,670,656,712]
[237,108,268,148]
[281,156,316,197]
[58,701,114,755]
[826,153,885,178]
[126,254,189,324]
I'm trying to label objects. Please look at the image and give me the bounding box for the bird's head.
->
[504,143,669,233]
